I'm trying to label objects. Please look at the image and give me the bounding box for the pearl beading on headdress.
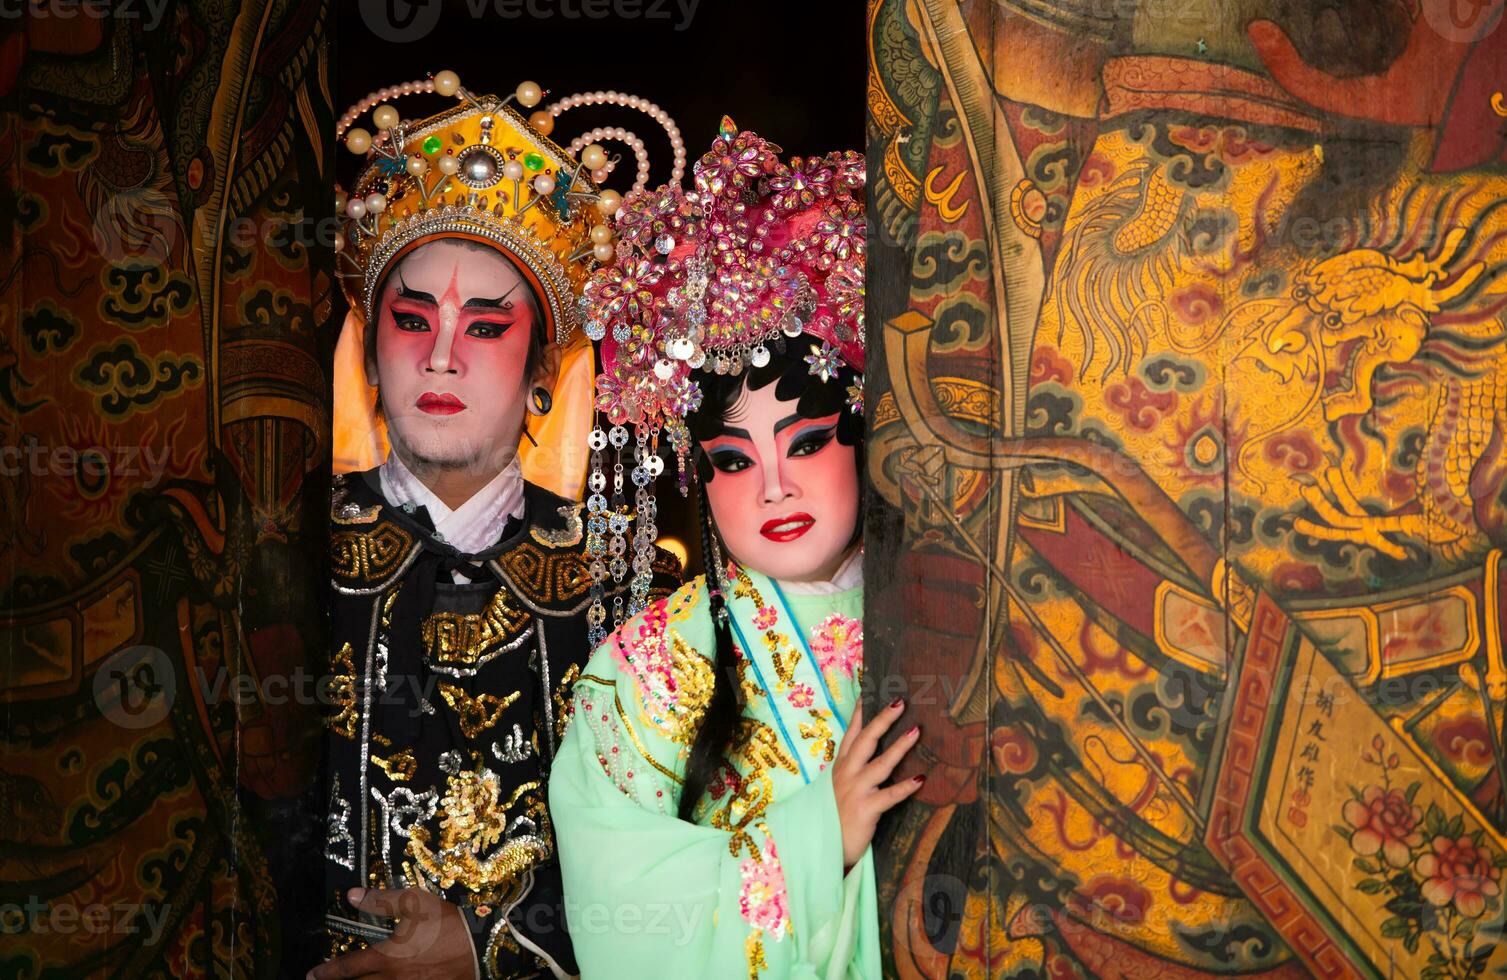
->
[545,90,687,194]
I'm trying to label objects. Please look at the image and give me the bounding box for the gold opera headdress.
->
[331,72,685,496]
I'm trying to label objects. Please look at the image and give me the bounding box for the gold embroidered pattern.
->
[372,748,416,782]
[530,503,584,547]
[798,710,836,766]
[659,632,716,743]
[438,682,519,738]
[702,719,800,835]
[486,927,523,978]
[735,655,767,705]
[496,542,593,604]
[406,765,551,904]
[553,661,582,745]
[716,722,800,980]
[332,523,415,582]
[327,642,358,739]
[420,589,532,672]
[732,567,805,694]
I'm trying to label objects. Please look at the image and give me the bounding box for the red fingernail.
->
[889,697,904,709]
[905,725,919,738]
[913,774,927,784]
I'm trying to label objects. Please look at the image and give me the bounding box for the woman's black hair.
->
[676,343,863,821]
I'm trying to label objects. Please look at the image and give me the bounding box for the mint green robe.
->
[548,563,877,979]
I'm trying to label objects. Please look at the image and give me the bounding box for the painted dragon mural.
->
[867,0,1507,976]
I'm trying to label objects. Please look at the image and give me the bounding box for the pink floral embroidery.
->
[610,595,686,724]
[810,614,862,680]
[754,605,779,631]
[738,838,790,940]
[788,684,815,709]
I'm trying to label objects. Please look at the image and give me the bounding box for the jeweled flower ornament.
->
[580,118,866,644]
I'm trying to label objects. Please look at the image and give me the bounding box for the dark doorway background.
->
[335,0,866,574]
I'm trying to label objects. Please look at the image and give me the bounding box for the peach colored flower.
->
[738,839,790,939]
[1416,834,1502,918]
[1342,785,1423,868]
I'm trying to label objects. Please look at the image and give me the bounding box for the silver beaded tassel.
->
[585,424,665,647]
[585,426,610,649]
[606,424,631,632]
[628,429,662,615]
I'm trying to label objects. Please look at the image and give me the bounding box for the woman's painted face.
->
[700,379,859,583]
[370,239,536,475]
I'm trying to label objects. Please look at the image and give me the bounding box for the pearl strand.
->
[545,90,686,190]
[336,78,445,138]
[568,127,651,193]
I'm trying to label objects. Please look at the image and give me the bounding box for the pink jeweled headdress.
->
[580,118,866,644]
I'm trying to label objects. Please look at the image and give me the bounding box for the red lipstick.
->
[416,392,466,415]
[760,513,814,543]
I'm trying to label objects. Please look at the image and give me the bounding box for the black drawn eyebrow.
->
[718,413,805,443]
[394,273,521,310]
[774,413,811,436]
[394,280,436,306]
[462,281,522,310]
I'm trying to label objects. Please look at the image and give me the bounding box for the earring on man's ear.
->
[529,387,552,416]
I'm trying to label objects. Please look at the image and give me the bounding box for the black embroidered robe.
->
[322,468,680,977]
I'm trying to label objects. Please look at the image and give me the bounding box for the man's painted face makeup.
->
[371,239,537,474]
[701,380,859,583]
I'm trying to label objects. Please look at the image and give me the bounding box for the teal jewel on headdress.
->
[548,181,573,219]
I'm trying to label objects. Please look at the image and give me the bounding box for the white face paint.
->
[701,379,859,583]
[370,239,540,481]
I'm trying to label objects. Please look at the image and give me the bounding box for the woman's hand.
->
[309,888,476,979]
[832,697,924,868]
